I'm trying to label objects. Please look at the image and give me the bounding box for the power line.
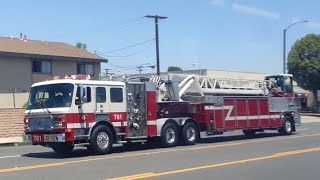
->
[136,65,156,74]
[107,62,153,69]
[104,63,155,75]
[97,38,155,55]
[101,40,155,57]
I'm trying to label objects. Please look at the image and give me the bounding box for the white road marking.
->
[0,155,21,159]
[296,128,309,131]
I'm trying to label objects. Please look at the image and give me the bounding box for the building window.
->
[96,87,106,103]
[110,88,123,103]
[77,64,94,76]
[32,60,51,74]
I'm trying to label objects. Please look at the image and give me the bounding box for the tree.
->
[287,34,320,111]
[168,66,183,72]
[76,42,87,51]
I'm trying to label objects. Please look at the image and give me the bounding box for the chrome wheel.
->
[186,126,196,142]
[161,123,179,147]
[165,128,176,144]
[182,122,199,145]
[97,132,109,149]
[285,120,292,133]
[278,116,294,135]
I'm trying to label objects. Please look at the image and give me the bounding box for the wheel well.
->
[89,121,117,142]
[162,119,179,132]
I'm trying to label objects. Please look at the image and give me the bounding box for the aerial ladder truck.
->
[23,73,300,154]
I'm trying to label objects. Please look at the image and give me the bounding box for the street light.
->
[283,20,308,74]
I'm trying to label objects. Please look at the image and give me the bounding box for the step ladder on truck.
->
[23,73,301,154]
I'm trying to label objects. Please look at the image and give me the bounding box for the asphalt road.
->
[0,116,320,180]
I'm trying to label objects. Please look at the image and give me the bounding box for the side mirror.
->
[80,85,88,104]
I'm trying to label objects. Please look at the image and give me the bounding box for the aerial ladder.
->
[149,74,275,102]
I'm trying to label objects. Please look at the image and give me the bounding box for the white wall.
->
[0,56,32,93]
[0,92,29,108]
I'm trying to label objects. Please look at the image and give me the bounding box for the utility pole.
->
[102,68,111,76]
[137,66,143,74]
[144,15,168,75]
[136,65,155,74]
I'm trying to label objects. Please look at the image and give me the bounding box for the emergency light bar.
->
[47,74,91,80]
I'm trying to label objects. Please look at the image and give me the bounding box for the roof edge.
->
[0,51,108,63]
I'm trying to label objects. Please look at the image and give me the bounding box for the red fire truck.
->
[23,73,301,154]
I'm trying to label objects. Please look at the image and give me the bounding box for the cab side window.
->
[96,87,106,103]
[110,88,123,103]
[75,86,92,104]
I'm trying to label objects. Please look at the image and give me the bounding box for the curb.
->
[301,113,320,117]
[0,141,31,147]
[0,137,26,147]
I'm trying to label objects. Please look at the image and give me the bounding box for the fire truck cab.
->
[265,74,294,96]
[23,74,301,155]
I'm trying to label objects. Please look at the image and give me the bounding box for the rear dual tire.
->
[161,122,199,148]
[182,122,199,145]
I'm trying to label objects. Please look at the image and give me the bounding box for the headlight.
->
[54,121,63,128]
[54,115,67,128]
[24,116,29,128]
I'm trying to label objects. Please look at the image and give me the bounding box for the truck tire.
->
[90,125,114,154]
[52,142,74,154]
[182,122,199,145]
[242,130,256,137]
[278,116,293,135]
[161,123,179,148]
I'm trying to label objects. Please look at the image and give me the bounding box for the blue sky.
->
[1,0,319,75]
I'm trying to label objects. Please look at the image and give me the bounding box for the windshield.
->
[27,83,74,110]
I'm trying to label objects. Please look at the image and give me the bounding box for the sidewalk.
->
[0,137,23,146]
[301,112,320,117]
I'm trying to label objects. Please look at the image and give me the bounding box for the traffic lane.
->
[2,149,319,180]
[0,133,319,180]
[0,119,317,157]
[147,149,320,180]
[0,122,319,171]
[0,132,284,169]
[0,145,50,158]
[0,131,317,170]
[103,135,320,180]
[0,116,316,158]
[0,122,318,174]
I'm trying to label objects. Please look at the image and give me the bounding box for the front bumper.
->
[24,133,66,144]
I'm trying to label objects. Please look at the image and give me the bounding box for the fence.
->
[0,108,25,143]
